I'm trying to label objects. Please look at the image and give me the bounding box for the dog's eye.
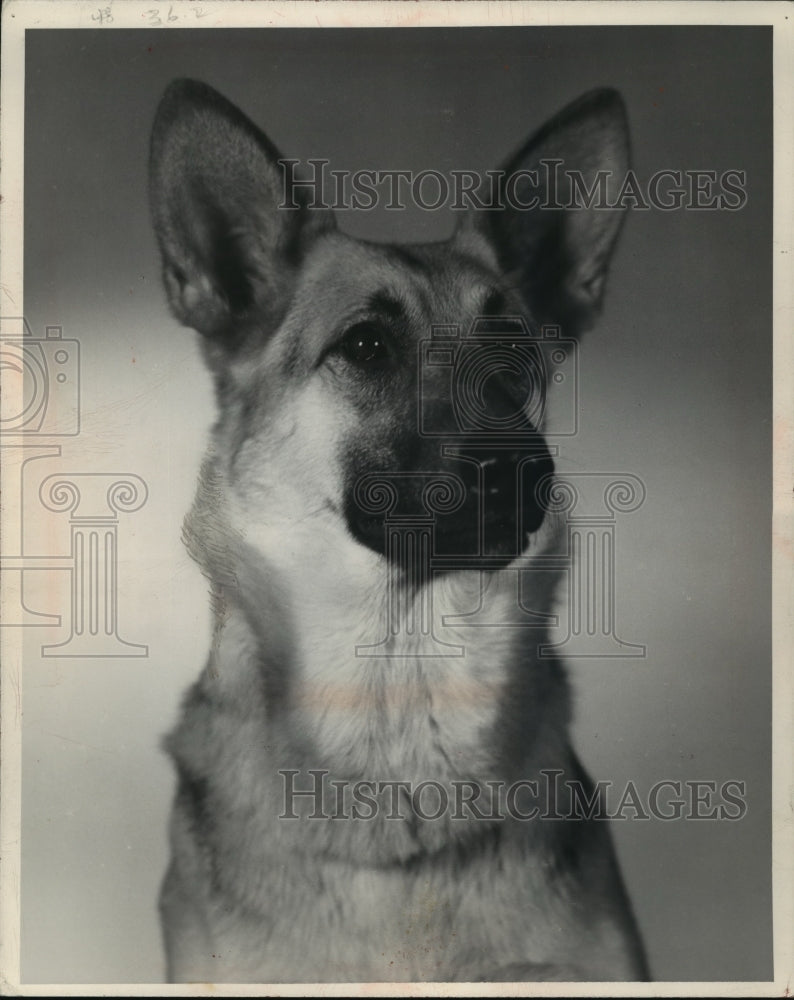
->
[336,323,391,366]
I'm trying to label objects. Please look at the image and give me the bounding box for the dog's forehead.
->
[290,231,504,336]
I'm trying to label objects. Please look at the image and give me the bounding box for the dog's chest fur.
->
[163,589,626,984]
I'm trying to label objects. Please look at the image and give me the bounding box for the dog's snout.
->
[472,445,554,531]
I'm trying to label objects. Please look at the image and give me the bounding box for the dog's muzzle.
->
[346,432,555,565]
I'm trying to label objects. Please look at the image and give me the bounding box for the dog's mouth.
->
[345,445,555,567]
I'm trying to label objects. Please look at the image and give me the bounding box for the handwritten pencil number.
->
[146,6,178,26]
[92,7,113,24]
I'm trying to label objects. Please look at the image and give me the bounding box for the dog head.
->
[149,80,629,571]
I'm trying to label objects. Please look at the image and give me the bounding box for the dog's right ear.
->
[149,79,332,351]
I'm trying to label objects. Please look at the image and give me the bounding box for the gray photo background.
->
[20,26,771,983]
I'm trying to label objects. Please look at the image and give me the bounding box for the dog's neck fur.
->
[176,448,573,835]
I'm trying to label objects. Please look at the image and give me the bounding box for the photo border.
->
[1,2,791,996]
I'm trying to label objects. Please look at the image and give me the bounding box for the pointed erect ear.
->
[149,79,333,347]
[472,89,630,337]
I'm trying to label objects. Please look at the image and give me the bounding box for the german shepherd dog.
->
[150,79,649,983]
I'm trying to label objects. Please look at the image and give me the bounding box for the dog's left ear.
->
[468,88,630,337]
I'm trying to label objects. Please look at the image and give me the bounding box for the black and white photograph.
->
[0,1,791,993]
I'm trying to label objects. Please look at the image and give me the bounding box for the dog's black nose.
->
[466,444,555,553]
